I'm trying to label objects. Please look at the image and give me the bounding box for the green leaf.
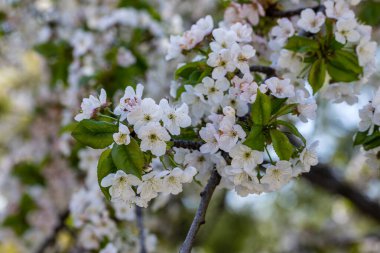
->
[271,98,287,115]
[276,120,306,144]
[284,36,320,53]
[353,130,369,146]
[97,149,117,200]
[327,63,360,83]
[358,0,380,26]
[72,119,118,149]
[244,125,265,151]
[111,138,145,178]
[308,58,326,94]
[12,162,45,186]
[272,103,298,119]
[251,90,271,125]
[328,49,362,74]
[270,129,294,160]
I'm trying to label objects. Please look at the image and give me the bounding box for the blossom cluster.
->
[268,0,377,104]
[75,84,199,207]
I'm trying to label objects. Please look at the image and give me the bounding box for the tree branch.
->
[179,169,221,253]
[249,65,276,77]
[266,5,324,18]
[135,206,147,253]
[303,164,380,223]
[172,139,380,223]
[35,209,70,253]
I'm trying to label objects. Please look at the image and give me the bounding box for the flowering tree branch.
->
[136,206,147,253]
[304,164,380,223]
[179,169,221,253]
[266,5,323,18]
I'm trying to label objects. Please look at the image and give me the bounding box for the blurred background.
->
[0,0,379,252]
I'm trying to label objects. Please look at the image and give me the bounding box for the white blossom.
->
[114,84,144,121]
[297,9,325,33]
[138,122,170,157]
[261,161,293,191]
[127,98,162,131]
[75,89,107,121]
[101,170,141,203]
[113,124,131,145]
[159,99,191,135]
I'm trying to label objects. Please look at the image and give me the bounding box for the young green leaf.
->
[284,36,320,53]
[97,149,117,200]
[326,63,360,82]
[308,58,326,94]
[328,49,363,74]
[111,138,145,178]
[270,129,294,160]
[353,130,369,146]
[251,90,272,125]
[272,103,298,119]
[72,119,118,149]
[276,120,306,144]
[243,125,265,151]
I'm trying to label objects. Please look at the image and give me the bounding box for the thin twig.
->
[266,5,324,18]
[135,206,147,253]
[179,169,221,253]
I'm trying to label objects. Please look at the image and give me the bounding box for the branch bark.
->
[136,206,147,253]
[266,5,323,18]
[303,164,380,223]
[179,169,221,253]
[249,65,276,78]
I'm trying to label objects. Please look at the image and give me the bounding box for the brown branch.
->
[304,164,380,223]
[249,65,276,78]
[179,169,221,253]
[35,209,70,253]
[266,5,324,18]
[135,206,147,253]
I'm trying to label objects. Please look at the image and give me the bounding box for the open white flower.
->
[138,122,170,157]
[207,50,236,80]
[127,98,162,131]
[335,18,360,44]
[299,141,319,172]
[356,37,377,66]
[217,113,246,152]
[271,18,295,41]
[230,144,263,173]
[101,170,141,203]
[266,77,295,98]
[210,28,238,53]
[113,124,131,145]
[159,99,191,135]
[75,89,107,121]
[199,123,219,154]
[231,44,256,74]
[261,161,292,191]
[195,77,230,104]
[114,84,144,121]
[137,171,167,201]
[161,168,185,195]
[297,9,325,33]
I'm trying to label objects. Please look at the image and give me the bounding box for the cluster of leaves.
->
[71,119,146,199]
[244,91,305,160]
[284,19,362,93]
